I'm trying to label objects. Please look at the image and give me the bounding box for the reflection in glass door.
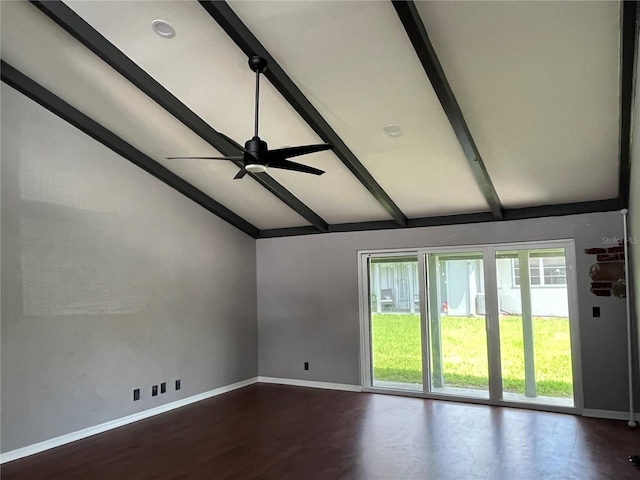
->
[368,256,422,391]
[495,248,574,407]
[425,252,489,399]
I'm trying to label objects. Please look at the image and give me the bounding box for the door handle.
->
[486,315,491,333]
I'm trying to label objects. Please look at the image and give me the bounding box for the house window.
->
[513,256,566,287]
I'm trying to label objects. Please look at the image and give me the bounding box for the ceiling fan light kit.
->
[168,56,333,179]
[245,163,267,173]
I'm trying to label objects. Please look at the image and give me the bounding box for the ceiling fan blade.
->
[264,143,333,161]
[234,168,247,180]
[166,156,244,161]
[268,159,325,176]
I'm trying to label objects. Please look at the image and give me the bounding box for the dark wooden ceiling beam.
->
[1,61,260,238]
[30,0,329,233]
[392,0,504,219]
[618,0,639,207]
[199,0,408,227]
[259,198,622,238]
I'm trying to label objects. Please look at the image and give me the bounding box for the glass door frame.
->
[358,239,583,413]
[418,245,493,399]
[486,239,584,412]
[358,250,426,394]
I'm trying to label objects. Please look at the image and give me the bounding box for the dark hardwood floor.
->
[2,384,639,479]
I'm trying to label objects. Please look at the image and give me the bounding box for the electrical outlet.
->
[152,385,158,396]
[304,362,309,371]
[160,382,166,394]
[133,388,140,401]
[175,379,181,391]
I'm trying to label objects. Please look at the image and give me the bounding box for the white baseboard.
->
[582,409,640,421]
[0,377,258,464]
[7,378,635,464]
[258,376,362,392]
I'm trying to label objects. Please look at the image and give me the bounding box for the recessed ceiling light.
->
[383,123,402,137]
[152,20,175,38]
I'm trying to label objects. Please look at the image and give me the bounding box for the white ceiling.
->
[416,1,620,208]
[0,0,625,235]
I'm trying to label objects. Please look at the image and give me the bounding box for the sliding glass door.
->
[360,241,581,410]
[495,247,575,407]
[426,252,489,399]
[368,255,423,391]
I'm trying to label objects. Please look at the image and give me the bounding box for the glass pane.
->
[543,257,567,285]
[530,262,541,285]
[496,248,574,407]
[427,253,489,398]
[370,257,422,391]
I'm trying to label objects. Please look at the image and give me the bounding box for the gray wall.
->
[257,211,639,412]
[627,39,640,418]
[1,85,258,453]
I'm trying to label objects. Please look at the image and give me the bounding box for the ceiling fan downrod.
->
[249,56,268,139]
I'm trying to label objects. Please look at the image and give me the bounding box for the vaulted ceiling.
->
[1,1,636,238]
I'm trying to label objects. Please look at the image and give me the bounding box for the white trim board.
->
[0,377,258,464]
[258,376,362,392]
[582,409,640,421]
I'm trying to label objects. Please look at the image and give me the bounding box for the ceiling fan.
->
[168,56,333,179]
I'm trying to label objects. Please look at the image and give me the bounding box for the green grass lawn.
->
[372,314,573,397]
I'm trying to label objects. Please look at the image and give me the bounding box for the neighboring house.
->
[370,254,568,317]
[496,255,569,317]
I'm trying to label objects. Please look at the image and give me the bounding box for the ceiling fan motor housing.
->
[245,136,268,163]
